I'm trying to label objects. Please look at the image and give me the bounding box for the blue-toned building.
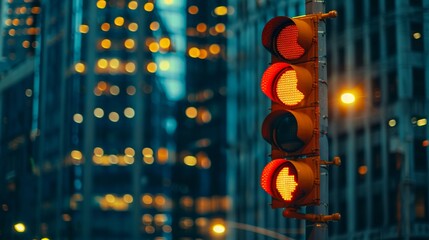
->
[226,0,429,239]
[0,0,228,239]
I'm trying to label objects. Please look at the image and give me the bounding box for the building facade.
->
[0,0,228,240]
[327,0,429,239]
[226,0,429,239]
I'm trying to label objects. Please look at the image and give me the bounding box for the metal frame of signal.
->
[276,10,342,225]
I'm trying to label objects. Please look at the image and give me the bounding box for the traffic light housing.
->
[260,14,321,208]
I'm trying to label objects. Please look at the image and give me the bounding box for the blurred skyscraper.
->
[327,0,429,239]
[0,0,228,239]
[226,0,429,240]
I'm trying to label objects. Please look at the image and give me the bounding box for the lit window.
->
[126,86,136,95]
[73,113,83,123]
[109,58,120,69]
[110,85,120,95]
[199,49,208,59]
[124,38,135,49]
[22,40,30,48]
[215,23,225,33]
[188,5,198,14]
[124,147,135,157]
[146,62,157,73]
[74,62,86,73]
[94,147,104,157]
[142,148,153,157]
[184,155,197,166]
[98,58,108,69]
[100,39,111,49]
[128,0,138,10]
[144,2,154,12]
[125,62,136,73]
[94,108,104,118]
[128,22,138,32]
[159,60,170,71]
[196,23,207,33]
[159,37,171,49]
[79,24,89,33]
[71,150,83,160]
[157,148,169,164]
[96,0,106,9]
[214,6,228,16]
[185,107,197,118]
[209,44,221,54]
[124,107,135,118]
[101,23,110,31]
[114,16,125,26]
[149,42,159,52]
[150,21,159,31]
[108,112,120,122]
[188,47,200,58]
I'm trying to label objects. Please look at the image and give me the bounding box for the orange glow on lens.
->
[276,167,298,201]
[276,68,304,106]
[276,24,304,60]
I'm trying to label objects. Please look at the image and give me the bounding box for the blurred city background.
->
[0,0,428,239]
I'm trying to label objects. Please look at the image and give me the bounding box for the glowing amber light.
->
[276,167,298,201]
[276,69,304,106]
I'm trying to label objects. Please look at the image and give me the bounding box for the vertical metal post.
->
[306,0,329,239]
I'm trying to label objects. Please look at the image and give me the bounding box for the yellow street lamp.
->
[13,222,26,233]
[340,92,356,104]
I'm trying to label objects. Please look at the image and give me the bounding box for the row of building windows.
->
[69,192,229,214]
[66,147,212,168]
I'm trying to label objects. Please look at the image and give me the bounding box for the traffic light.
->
[260,14,320,208]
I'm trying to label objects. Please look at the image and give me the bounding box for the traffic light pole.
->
[306,0,329,239]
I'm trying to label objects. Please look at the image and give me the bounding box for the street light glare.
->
[340,92,356,104]
[212,223,226,234]
[14,222,26,233]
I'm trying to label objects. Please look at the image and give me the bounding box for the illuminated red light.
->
[261,159,316,204]
[261,159,298,202]
[276,25,305,60]
[261,62,311,107]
